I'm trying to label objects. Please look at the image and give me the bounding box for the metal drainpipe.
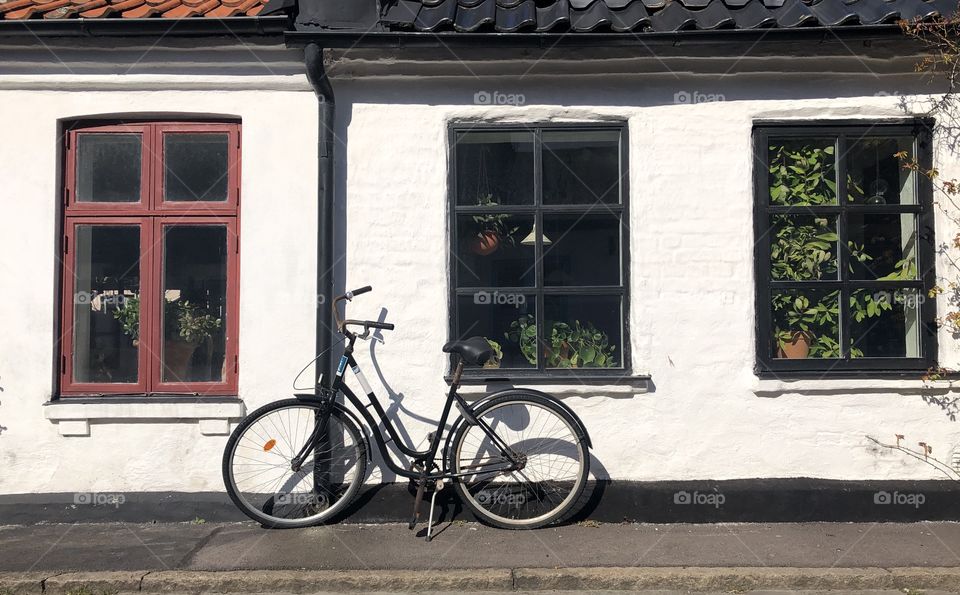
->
[304,43,336,394]
[304,43,335,501]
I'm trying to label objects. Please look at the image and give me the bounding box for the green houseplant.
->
[505,314,617,368]
[469,194,519,256]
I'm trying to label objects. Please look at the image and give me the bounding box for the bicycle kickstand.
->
[425,479,443,543]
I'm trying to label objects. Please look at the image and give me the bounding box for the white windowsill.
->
[753,378,960,397]
[457,376,651,398]
[43,399,246,437]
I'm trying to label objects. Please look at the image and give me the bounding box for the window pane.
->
[72,225,140,383]
[543,214,622,286]
[848,213,918,280]
[456,213,535,287]
[457,293,536,369]
[847,136,916,205]
[542,130,621,205]
[768,138,837,206]
[771,289,840,359]
[164,133,230,202]
[161,226,228,383]
[76,133,142,203]
[851,288,922,358]
[455,131,534,206]
[770,215,838,281]
[543,295,622,369]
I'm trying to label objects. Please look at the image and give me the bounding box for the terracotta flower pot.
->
[777,331,813,359]
[163,340,198,381]
[470,231,500,256]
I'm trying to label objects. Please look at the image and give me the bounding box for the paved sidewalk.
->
[2,521,960,592]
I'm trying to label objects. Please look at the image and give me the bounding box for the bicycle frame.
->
[320,332,518,481]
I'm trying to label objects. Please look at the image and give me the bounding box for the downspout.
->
[304,43,336,394]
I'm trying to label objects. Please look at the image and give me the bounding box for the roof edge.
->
[0,15,289,37]
[284,24,916,48]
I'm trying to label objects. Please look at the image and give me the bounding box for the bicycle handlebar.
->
[332,286,394,335]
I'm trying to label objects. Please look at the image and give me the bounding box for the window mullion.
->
[837,134,852,361]
[534,127,545,373]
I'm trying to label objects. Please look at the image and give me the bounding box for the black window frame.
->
[753,120,938,378]
[447,121,631,381]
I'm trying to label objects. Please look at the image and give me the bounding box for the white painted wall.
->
[1,44,959,496]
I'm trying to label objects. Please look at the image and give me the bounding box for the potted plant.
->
[469,194,518,256]
[114,296,222,378]
[163,300,222,380]
[505,314,617,368]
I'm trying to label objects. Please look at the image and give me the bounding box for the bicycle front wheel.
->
[449,392,590,529]
[223,398,367,528]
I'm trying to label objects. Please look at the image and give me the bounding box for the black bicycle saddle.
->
[442,336,494,367]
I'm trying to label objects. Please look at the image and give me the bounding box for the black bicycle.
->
[222,286,591,535]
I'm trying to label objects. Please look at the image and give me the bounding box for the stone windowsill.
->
[43,397,245,436]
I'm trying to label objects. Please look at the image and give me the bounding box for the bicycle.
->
[222,285,592,538]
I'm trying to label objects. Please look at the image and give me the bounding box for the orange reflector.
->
[263,439,277,452]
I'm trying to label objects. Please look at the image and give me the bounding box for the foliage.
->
[173,300,222,344]
[505,314,617,368]
[112,294,141,341]
[113,296,221,345]
[768,142,917,357]
[768,142,840,206]
[899,11,960,378]
[472,194,519,244]
[483,338,503,368]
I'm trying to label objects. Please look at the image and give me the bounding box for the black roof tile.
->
[373,0,958,34]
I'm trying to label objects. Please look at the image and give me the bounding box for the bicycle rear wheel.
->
[448,392,589,529]
[223,398,367,528]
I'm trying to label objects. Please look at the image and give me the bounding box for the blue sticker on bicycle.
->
[336,356,348,375]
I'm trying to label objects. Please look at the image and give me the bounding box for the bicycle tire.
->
[448,392,590,529]
[223,398,367,528]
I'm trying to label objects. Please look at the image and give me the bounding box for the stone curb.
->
[4,567,960,593]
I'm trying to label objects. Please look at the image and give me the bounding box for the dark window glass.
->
[847,136,916,205]
[161,225,228,383]
[164,133,230,202]
[543,214,622,286]
[72,225,140,383]
[455,131,534,206]
[76,134,142,203]
[756,126,933,374]
[451,126,628,376]
[542,130,621,205]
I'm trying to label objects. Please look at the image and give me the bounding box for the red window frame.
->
[60,121,240,396]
